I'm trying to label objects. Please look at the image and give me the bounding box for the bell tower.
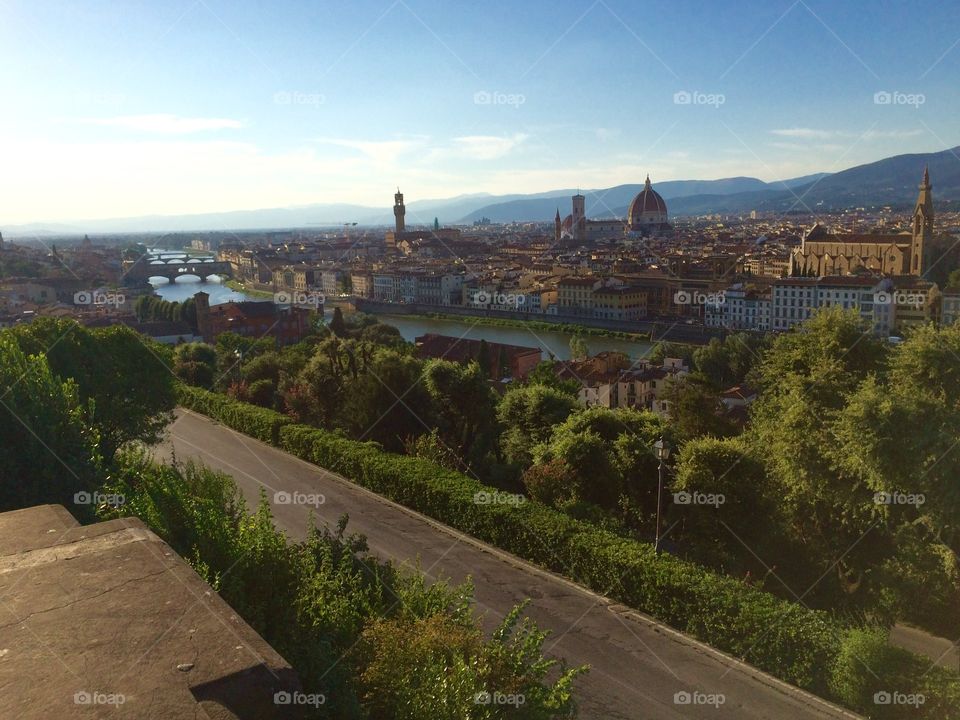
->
[393,188,406,233]
[910,166,933,276]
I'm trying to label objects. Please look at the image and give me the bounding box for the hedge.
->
[176,386,960,717]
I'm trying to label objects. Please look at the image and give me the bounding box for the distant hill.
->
[5,146,958,234]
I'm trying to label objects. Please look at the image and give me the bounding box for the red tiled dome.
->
[628,175,667,227]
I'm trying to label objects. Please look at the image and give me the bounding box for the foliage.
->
[9,318,176,461]
[497,385,579,469]
[0,336,100,513]
[525,360,580,396]
[100,450,584,719]
[660,373,735,443]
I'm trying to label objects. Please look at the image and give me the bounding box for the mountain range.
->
[5,147,959,236]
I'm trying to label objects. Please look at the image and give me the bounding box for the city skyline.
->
[2,0,959,224]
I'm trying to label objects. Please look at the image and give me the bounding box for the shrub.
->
[177,388,960,717]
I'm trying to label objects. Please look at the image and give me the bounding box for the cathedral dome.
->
[628,175,668,231]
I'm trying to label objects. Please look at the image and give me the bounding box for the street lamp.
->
[654,438,671,553]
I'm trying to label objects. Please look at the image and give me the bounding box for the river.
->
[151,278,655,361]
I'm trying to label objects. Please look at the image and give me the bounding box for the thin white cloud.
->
[78,114,244,134]
[770,127,837,139]
[312,136,427,165]
[451,133,528,160]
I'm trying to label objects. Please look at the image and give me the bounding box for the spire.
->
[555,208,561,220]
[921,165,930,189]
[645,174,652,189]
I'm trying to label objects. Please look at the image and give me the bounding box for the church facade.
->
[789,168,940,279]
[555,175,672,244]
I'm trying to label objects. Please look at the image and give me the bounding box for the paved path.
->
[156,410,861,720]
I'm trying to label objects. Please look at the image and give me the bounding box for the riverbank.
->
[409,312,650,342]
[223,279,274,299]
[352,298,722,346]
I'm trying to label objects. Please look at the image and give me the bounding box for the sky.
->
[1,0,959,225]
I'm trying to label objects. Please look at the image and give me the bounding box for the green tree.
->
[330,306,348,337]
[661,373,734,443]
[526,360,580,396]
[497,385,579,469]
[11,319,176,461]
[0,336,99,512]
[476,339,491,378]
[422,360,498,468]
[568,334,588,361]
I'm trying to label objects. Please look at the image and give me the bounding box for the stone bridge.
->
[123,256,233,282]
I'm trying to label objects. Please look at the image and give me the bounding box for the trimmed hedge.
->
[177,386,960,717]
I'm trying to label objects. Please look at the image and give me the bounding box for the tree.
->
[671,436,775,567]
[0,336,99,513]
[569,333,588,361]
[340,350,434,452]
[173,342,217,388]
[476,339,491,378]
[330,306,348,338]
[661,373,735,443]
[497,385,579,469]
[422,360,498,469]
[11,319,176,462]
[526,359,581,396]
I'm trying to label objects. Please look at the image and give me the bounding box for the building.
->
[592,286,647,321]
[414,333,542,380]
[559,176,672,243]
[557,276,600,316]
[789,168,944,280]
[194,292,315,345]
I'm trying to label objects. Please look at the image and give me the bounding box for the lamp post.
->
[654,438,671,553]
[234,348,244,382]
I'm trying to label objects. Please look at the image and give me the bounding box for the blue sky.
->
[1,0,958,223]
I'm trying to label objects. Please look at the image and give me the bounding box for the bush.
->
[177,384,292,445]
[176,388,960,717]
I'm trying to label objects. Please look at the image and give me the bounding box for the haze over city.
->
[2,0,959,224]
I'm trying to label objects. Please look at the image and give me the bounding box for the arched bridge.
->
[124,256,233,282]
